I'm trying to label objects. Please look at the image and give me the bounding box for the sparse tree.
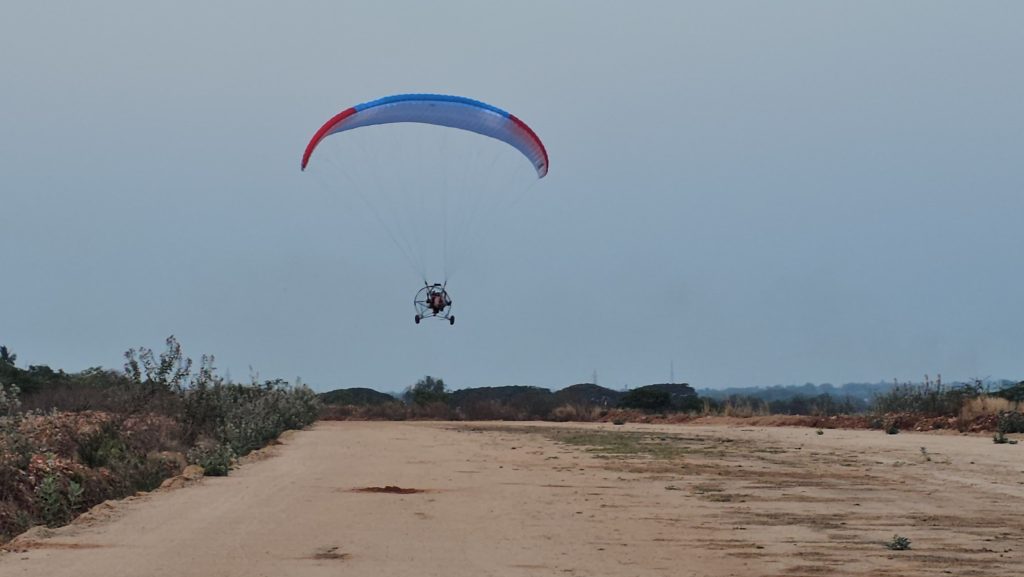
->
[404,376,449,406]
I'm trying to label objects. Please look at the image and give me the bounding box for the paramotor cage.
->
[414,283,454,325]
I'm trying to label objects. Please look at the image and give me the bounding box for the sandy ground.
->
[1,421,1022,577]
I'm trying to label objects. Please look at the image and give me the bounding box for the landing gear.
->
[413,282,454,325]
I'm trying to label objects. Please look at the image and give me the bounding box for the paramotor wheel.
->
[449,315,455,325]
[415,315,421,324]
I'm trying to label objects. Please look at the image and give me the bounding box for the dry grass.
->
[549,403,603,422]
[960,396,1020,421]
[721,399,770,418]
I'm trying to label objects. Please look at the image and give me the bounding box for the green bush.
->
[873,379,982,417]
[886,534,911,550]
[36,474,69,528]
[187,443,234,477]
[76,420,128,468]
[992,431,1016,444]
[179,362,319,457]
[996,411,1024,434]
[403,376,449,407]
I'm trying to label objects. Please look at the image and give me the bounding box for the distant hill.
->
[553,383,622,407]
[320,382,704,411]
[697,382,895,403]
[319,387,397,406]
[450,385,554,408]
[634,383,699,410]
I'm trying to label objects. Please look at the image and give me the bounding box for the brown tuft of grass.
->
[960,396,1019,421]
[549,404,602,422]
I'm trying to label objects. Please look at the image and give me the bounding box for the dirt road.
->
[2,421,1021,576]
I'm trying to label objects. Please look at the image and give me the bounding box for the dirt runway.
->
[1,421,1021,576]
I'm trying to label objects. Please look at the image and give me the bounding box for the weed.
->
[886,534,912,550]
[36,474,68,528]
[992,411,1023,444]
[992,430,1018,445]
[67,480,84,513]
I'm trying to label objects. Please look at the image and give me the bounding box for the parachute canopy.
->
[301,94,548,177]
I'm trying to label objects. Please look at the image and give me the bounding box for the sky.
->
[2,1,1022,392]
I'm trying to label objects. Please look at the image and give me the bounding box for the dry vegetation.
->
[0,338,319,542]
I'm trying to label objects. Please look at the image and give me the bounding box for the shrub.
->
[992,431,1016,444]
[179,364,319,457]
[403,376,449,406]
[36,474,68,527]
[187,443,234,477]
[0,383,22,417]
[76,419,128,468]
[0,337,321,541]
[873,377,982,417]
[886,534,911,550]
[996,411,1024,434]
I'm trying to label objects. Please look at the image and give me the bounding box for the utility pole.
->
[670,360,675,384]
[592,369,598,386]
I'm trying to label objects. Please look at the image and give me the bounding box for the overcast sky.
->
[2,1,1021,392]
